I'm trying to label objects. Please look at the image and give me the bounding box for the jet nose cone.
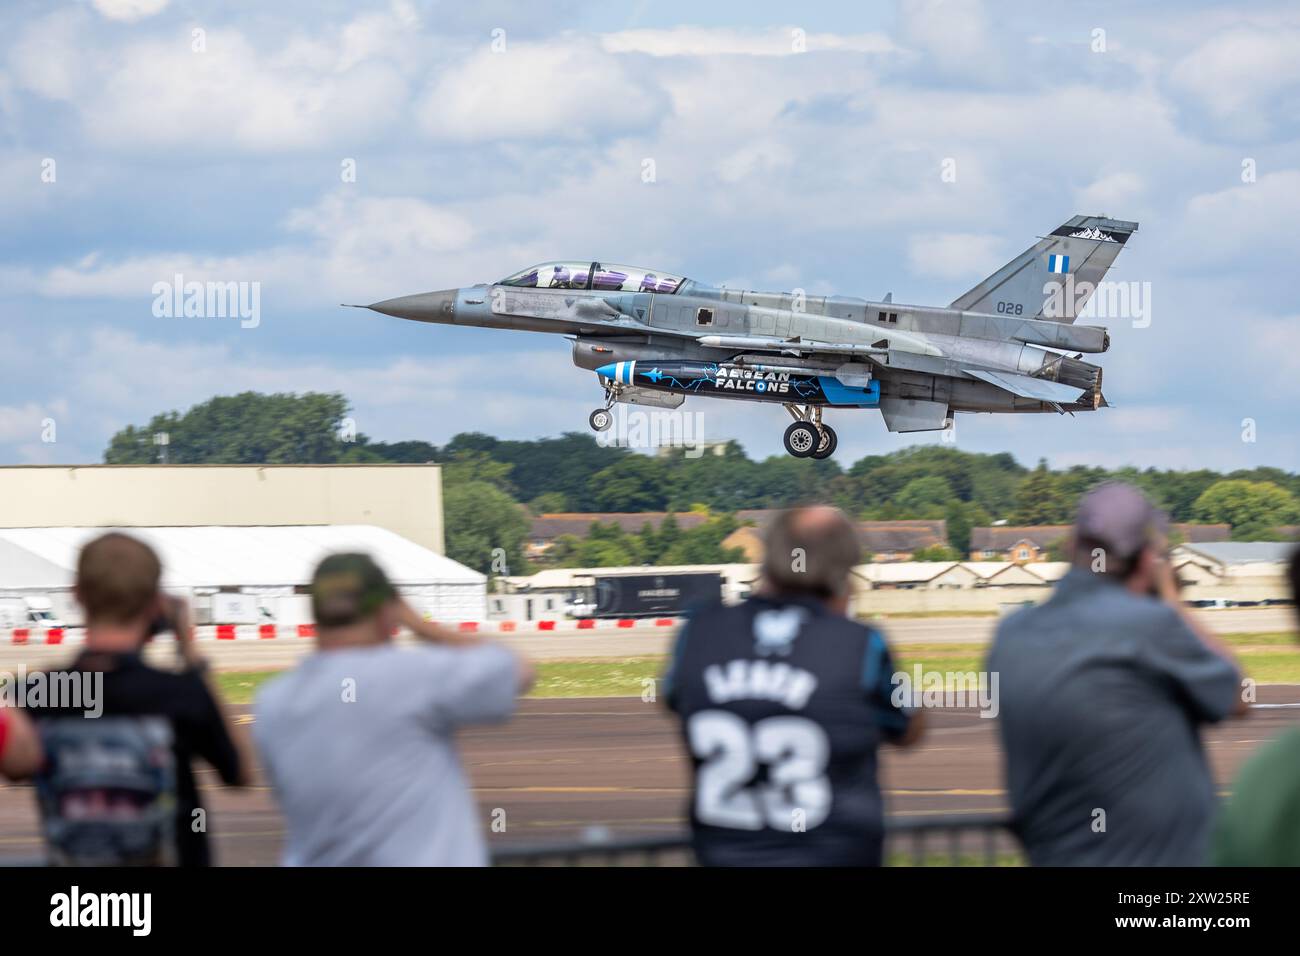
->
[366,289,457,323]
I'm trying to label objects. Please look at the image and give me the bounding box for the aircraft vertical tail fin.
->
[949,215,1138,323]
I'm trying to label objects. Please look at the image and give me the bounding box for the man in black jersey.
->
[664,506,922,866]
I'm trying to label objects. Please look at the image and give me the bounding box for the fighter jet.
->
[355,215,1137,458]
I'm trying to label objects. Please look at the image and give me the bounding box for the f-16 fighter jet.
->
[354,215,1137,458]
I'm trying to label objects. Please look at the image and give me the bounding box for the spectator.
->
[27,532,249,866]
[664,505,922,867]
[0,707,42,780]
[988,482,1245,866]
[1213,546,1300,865]
[253,553,535,866]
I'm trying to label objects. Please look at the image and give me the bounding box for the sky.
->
[2,0,1298,470]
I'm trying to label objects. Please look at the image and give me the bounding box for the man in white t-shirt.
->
[254,553,535,866]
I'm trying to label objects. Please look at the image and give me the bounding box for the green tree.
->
[361,439,440,463]
[479,432,629,509]
[441,450,516,495]
[443,481,529,576]
[894,476,955,518]
[542,534,584,566]
[1011,461,1073,525]
[528,492,569,515]
[105,392,356,463]
[589,456,672,511]
[944,500,991,555]
[1194,480,1300,540]
[912,545,961,562]
[659,514,745,565]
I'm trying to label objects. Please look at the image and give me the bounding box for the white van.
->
[0,595,66,629]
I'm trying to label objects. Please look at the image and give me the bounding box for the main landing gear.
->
[783,404,837,460]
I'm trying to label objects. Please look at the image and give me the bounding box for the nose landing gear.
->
[783,404,837,459]
[589,383,617,432]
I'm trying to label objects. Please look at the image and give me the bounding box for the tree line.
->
[104,392,1300,574]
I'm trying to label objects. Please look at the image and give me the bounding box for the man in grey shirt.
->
[987,483,1245,866]
[254,553,535,866]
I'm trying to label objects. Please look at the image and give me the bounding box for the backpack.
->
[35,716,178,866]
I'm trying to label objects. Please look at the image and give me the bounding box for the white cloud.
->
[23,326,590,462]
[8,9,416,151]
[1076,172,1145,213]
[1168,25,1300,138]
[10,191,481,307]
[898,0,1002,82]
[7,9,85,100]
[91,0,169,22]
[0,400,66,444]
[907,233,1005,281]
[416,38,669,141]
[601,26,897,57]
[1180,170,1300,265]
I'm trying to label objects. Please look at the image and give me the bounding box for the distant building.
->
[724,515,948,563]
[852,562,975,590]
[969,523,1230,563]
[851,560,1056,592]
[529,508,949,564]
[1171,541,1294,581]
[0,524,484,627]
[526,511,711,559]
[655,441,730,459]
[855,520,949,561]
[0,464,447,554]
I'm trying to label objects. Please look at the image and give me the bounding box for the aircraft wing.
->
[963,368,1086,403]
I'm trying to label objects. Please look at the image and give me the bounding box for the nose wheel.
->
[588,383,618,432]
[782,405,837,459]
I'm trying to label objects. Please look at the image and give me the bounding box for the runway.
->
[0,606,1288,672]
[1,686,1297,866]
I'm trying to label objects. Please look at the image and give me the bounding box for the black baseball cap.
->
[310,553,397,627]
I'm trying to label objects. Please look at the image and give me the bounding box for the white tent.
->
[0,525,485,624]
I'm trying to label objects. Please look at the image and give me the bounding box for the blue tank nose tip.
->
[595,363,617,380]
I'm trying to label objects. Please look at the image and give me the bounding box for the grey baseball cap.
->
[1075,482,1169,560]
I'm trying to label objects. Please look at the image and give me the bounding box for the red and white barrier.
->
[5,617,682,645]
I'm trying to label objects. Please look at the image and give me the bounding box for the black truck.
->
[591,572,724,618]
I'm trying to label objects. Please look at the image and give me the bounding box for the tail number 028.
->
[687,710,831,831]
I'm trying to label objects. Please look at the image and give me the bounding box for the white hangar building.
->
[0,525,485,627]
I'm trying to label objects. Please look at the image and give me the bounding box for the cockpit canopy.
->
[499,261,686,295]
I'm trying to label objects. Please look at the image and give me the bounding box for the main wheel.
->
[589,408,613,432]
[783,422,819,458]
[810,425,838,460]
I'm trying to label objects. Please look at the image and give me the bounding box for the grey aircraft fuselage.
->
[356,215,1138,456]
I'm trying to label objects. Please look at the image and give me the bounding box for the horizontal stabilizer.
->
[964,368,1086,403]
[879,397,949,433]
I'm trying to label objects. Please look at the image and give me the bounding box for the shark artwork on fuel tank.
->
[352,215,1137,459]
